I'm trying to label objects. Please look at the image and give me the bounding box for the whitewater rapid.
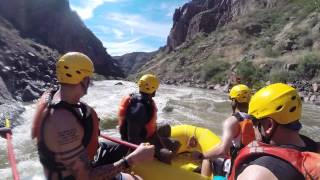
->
[0,80,319,179]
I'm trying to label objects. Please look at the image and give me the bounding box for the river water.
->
[0,80,319,179]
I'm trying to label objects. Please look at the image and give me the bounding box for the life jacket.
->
[31,89,100,179]
[118,93,157,139]
[233,112,255,147]
[229,112,255,165]
[229,141,320,180]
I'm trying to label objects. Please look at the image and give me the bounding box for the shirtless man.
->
[31,52,154,180]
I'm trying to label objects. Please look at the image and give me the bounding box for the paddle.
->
[100,134,138,149]
[5,117,20,180]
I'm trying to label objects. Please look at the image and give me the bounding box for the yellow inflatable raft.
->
[132,124,221,180]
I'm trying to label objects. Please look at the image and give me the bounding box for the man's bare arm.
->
[203,116,239,159]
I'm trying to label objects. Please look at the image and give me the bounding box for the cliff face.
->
[128,0,320,104]
[0,0,126,112]
[167,0,279,51]
[114,51,157,76]
[0,15,59,102]
[0,0,123,78]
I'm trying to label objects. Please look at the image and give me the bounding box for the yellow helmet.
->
[138,74,159,94]
[56,52,94,84]
[248,83,302,124]
[229,84,251,103]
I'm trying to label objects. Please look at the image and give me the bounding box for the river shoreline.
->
[162,79,320,106]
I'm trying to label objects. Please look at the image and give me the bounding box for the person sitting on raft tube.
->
[118,74,180,164]
[231,83,320,180]
[31,52,155,180]
[193,84,255,177]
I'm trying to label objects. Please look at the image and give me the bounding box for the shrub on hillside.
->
[236,60,266,87]
[264,46,281,57]
[269,69,296,83]
[201,60,230,83]
[296,53,320,80]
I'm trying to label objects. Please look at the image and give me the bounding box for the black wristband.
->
[122,158,130,168]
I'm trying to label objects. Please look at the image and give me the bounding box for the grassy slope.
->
[136,0,320,89]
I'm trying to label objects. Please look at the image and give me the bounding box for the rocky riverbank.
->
[163,79,320,105]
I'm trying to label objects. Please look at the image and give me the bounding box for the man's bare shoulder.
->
[237,165,277,180]
[224,115,239,126]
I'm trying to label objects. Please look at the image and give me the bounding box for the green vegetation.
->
[235,60,267,89]
[201,60,230,83]
[236,53,320,88]
[290,0,320,12]
[135,0,320,91]
[295,53,320,80]
[263,46,281,58]
[269,69,295,83]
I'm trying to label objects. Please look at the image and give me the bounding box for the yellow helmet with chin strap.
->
[138,74,159,94]
[248,83,302,125]
[56,52,94,84]
[229,84,251,103]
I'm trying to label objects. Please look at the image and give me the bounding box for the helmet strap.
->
[231,100,237,113]
[80,78,90,94]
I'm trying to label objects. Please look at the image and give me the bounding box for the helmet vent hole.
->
[291,96,296,100]
[289,106,296,112]
[276,105,283,111]
[64,66,69,69]
[66,73,72,77]
[76,70,81,74]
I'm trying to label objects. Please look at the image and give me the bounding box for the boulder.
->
[162,106,174,113]
[21,85,40,102]
[42,75,51,82]
[114,82,123,85]
[284,63,298,71]
[244,23,262,35]
[314,95,320,106]
[312,83,319,92]
[208,85,215,90]
[214,84,222,91]
[309,95,316,102]
[0,76,13,102]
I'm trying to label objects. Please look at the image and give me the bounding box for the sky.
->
[69,0,189,56]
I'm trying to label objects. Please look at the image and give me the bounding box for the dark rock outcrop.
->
[167,0,282,50]
[0,76,24,126]
[0,0,123,78]
[0,16,59,101]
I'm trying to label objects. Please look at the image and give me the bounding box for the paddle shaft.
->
[5,118,20,180]
[100,134,138,149]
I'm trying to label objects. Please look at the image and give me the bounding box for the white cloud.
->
[70,0,121,20]
[112,28,125,39]
[105,13,171,38]
[103,38,157,56]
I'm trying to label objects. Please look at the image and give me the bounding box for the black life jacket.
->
[35,90,100,180]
